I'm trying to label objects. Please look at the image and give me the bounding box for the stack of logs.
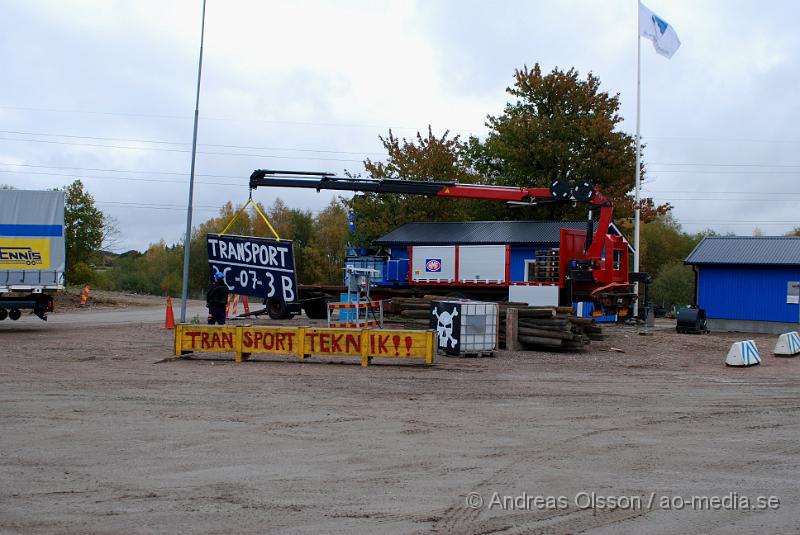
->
[390,297,604,351]
[392,297,436,326]
[499,304,604,351]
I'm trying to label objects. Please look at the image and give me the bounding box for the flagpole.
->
[633,0,642,319]
[179,0,207,323]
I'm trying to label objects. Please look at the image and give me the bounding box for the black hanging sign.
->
[207,233,297,302]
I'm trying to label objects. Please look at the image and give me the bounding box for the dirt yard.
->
[1,311,799,534]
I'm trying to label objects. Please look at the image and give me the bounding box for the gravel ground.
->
[1,314,799,534]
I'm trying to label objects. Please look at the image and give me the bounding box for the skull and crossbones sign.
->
[432,306,459,349]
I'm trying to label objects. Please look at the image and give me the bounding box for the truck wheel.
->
[266,299,290,320]
[0,309,7,321]
[9,308,21,321]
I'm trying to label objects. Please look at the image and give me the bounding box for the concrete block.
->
[774,331,800,356]
[725,340,761,367]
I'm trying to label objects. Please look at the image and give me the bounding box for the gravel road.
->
[1,312,798,534]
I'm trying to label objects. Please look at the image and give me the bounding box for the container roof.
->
[685,236,800,266]
[374,220,629,248]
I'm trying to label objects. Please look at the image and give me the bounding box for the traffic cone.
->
[79,284,90,306]
[163,296,176,330]
[227,294,239,319]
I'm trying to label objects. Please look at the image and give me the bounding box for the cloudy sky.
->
[2,0,798,251]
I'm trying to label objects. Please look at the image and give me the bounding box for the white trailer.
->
[0,190,65,321]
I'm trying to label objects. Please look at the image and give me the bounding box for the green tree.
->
[304,199,350,284]
[63,180,106,282]
[466,64,670,222]
[650,262,695,310]
[639,214,702,278]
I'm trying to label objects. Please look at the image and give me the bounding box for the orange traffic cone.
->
[227,294,239,319]
[79,284,90,306]
[163,296,176,330]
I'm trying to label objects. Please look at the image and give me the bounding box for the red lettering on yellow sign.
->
[368,333,416,356]
[184,330,234,350]
[241,330,296,353]
[304,331,362,355]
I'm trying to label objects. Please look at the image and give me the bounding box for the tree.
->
[465,64,670,222]
[63,180,106,282]
[304,199,350,284]
[650,262,695,310]
[787,227,800,237]
[347,127,482,244]
[639,213,702,279]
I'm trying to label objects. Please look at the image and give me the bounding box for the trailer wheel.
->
[9,308,21,321]
[266,299,291,320]
[0,309,7,321]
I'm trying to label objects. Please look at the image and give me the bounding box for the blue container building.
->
[685,236,800,334]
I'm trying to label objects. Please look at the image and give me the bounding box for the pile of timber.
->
[499,305,604,351]
[390,297,605,351]
[391,297,434,325]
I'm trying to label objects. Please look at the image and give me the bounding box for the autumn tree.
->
[63,180,108,282]
[465,64,670,222]
[639,214,702,279]
[303,199,350,284]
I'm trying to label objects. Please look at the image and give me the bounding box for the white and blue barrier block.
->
[725,340,761,367]
[774,331,800,356]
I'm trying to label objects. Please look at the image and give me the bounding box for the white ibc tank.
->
[774,331,800,356]
[725,340,761,367]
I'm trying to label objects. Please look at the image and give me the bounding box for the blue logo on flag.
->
[652,15,668,35]
[425,258,442,272]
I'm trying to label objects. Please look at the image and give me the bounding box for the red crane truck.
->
[248,169,643,319]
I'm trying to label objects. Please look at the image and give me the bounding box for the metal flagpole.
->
[179,0,207,323]
[633,0,642,319]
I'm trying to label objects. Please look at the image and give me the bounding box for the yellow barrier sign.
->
[175,324,434,367]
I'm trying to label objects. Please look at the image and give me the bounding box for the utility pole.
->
[633,0,642,319]
[179,0,207,323]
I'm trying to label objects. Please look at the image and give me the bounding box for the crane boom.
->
[249,169,613,259]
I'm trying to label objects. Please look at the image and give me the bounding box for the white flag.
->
[639,2,681,58]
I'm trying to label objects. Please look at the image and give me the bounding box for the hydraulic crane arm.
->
[248,169,614,259]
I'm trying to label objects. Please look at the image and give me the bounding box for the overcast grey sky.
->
[1,0,798,251]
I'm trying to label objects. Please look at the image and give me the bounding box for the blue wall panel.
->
[698,265,800,322]
[509,246,549,282]
[390,246,409,260]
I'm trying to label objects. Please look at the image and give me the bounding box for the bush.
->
[67,262,97,286]
[650,262,695,310]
